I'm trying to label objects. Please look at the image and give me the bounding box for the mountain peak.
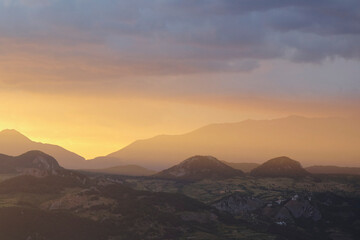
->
[0,129,31,142]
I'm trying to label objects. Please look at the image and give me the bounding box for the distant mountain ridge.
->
[153,155,244,181]
[87,116,360,169]
[0,129,85,169]
[2,116,360,170]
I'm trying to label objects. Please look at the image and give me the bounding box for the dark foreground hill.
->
[250,156,310,178]
[153,155,244,181]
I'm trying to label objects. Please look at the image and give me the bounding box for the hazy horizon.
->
[2,114,355,159]
[1,115,359,169]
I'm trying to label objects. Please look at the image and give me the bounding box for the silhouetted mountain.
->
[306,165,360,175]
[154,156,244,181]
[223,162,260,173]
[250,156,310,178]
[0,151,62,177]
[84,165,157,176]
[0,129,85,169]
[87,116,360,169]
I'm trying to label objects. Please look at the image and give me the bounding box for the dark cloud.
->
[0,0,360,71]
[0,0,359,75]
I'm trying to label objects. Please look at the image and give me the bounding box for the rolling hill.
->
[250,156,310,178]
[0,129,85,169]
[87,116,360,169]
[153,155,244,181]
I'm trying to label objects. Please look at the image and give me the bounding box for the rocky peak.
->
[0,129,32,143]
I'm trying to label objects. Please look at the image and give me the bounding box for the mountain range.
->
[1,116,359,170]
[88,116,360,169]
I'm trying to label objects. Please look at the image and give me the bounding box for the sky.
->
[0,0,359,158]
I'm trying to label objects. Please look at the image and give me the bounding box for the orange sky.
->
[0,86,358,159]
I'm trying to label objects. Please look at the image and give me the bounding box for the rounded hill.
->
[250,156,310,178]
[153,155,244,181]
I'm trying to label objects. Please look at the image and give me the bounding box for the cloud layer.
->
[1,0,359,76]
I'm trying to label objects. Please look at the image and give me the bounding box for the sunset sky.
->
[0,0,359,159]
